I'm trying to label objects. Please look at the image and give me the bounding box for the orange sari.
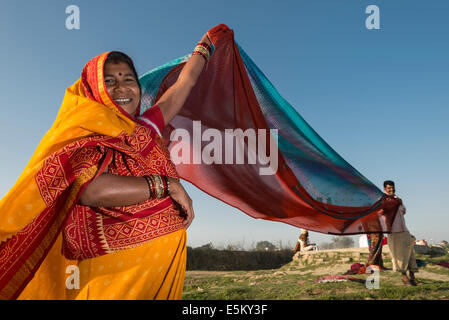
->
[0,52,186,300]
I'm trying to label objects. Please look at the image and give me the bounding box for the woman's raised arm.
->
[156,32,212,126]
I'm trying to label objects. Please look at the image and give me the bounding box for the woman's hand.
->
[200,32,212,46]
[168,177,195,229]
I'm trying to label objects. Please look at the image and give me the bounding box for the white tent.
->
[359,235,368,248]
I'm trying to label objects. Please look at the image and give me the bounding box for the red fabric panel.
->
[140,104,165,133]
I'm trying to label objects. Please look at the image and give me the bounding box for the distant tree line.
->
[186,241,293,271]
[186,237,357,270]
[319,236,355,250]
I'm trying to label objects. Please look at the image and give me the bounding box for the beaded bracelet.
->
[155,175,165,198]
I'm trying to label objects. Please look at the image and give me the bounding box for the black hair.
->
[105,51,141,92]
[383,180,395,188]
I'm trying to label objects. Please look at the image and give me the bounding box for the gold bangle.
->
[157,175,164,198]
[194,45,210,56]
[151,174,164,198]
[193,45,210,60]
[197,42,212,55]
[151,175,160,198]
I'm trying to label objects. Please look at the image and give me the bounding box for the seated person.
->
[294,229,317,253]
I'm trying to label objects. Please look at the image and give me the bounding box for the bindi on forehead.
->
[104,72,135,78]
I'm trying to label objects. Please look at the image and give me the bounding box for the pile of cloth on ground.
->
[316,275,365,284]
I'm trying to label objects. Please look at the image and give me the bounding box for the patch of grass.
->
[422,265,449,277]
[419,253,449,263]
[182,250,449,300]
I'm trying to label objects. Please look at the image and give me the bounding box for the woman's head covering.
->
[82,51,141,117]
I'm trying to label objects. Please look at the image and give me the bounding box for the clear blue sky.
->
[1,0,448,248]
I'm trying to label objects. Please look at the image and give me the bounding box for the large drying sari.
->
[138,24,403,235]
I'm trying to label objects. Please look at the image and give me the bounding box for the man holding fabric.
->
[383,180,418,286]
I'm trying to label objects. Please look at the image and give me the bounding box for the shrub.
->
[319,236,355,250]
[186,246,293,271]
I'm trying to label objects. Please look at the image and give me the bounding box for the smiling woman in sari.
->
[0,31,213,300]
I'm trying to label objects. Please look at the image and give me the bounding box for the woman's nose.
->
[113,82,127,92]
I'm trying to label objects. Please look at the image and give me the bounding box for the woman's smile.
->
[114,98,133,105]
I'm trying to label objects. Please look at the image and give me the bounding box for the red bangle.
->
[193,50,208,62]
[150,176,157,199]
[197,42,212,54]
[144,176,154,199]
